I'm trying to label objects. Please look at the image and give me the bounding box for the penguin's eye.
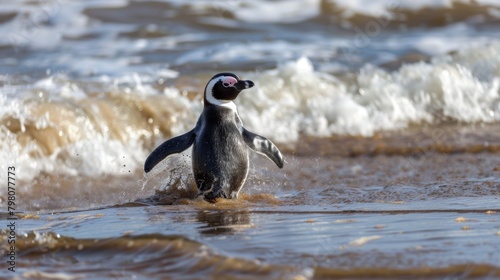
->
[220,76,238,88]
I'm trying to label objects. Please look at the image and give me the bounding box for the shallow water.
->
[7,205,500,279]
[1,0,500,279]
[2,139,500,279]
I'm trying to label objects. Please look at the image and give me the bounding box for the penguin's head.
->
[204,73,254,107]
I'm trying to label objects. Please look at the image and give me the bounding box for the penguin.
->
[144,73,284,202]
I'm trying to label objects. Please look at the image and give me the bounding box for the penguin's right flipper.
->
[144,129,196,173]
[242,128,284,168]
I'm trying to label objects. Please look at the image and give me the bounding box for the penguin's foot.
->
[203,190,227,203]
[203,196,219,204]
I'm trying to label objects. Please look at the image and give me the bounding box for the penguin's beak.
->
[235,80,254,91]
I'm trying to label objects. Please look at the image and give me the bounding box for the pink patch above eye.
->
[221,76,238,87]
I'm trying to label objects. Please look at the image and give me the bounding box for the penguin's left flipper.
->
[242,128,284,168]
[144,129,196,173]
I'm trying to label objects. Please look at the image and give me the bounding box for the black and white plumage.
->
[144,73,284,202]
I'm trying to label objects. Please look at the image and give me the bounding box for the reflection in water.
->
[196,210,252,235]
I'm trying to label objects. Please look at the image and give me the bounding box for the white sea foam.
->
[226,0,321,23]
[1,0,497,82]
[175,40,341,66]
[1,43,499,181]
[161,0,500,23]
[237,43,500,141]
[327,0,500,18]
[0,73,192,181]
[1,0,498,56]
